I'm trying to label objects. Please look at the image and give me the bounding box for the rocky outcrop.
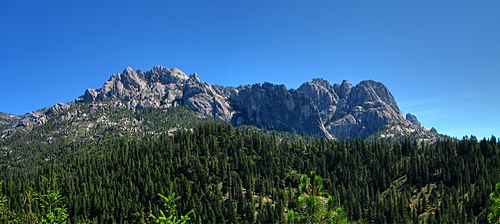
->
[295,79,419,139]
[76,66,233,121]
[0,113,19,129]
[430,127,438,134]
[323,80,405,139]
[15,103,71,128]
[297,78,338,122]
[406,113,421,126]
[230,83,325,136]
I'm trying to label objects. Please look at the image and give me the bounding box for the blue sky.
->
[1,0,499,138]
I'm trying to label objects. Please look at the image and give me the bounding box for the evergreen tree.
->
[287,172,347,224]
[32,177,69,224]
[150,190,194,224]
[489,182,500,224]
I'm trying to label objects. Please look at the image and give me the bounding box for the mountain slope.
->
[0,112,19,133]
[1,66,439,141]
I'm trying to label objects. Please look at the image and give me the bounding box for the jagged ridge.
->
[2,65,439,141]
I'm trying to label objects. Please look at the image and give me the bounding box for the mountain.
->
[1,66,496,224]
[1,65,439,141]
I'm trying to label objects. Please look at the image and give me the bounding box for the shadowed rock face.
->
[230,83,325,136]
[7,65,437,140]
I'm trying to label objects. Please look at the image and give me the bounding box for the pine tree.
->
[32,177,69,224]
[287,172,347,224]
[488,182,500,224]
[150,190,194,224]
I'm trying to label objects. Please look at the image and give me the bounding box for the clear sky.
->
[1,0,499,139]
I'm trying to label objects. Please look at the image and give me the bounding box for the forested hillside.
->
[0,116,498,223]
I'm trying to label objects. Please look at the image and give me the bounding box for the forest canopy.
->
[0,119,499,223]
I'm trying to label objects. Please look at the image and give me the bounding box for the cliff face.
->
[4,66,438,141]
[315,80,405,140]
[230,83,325,137]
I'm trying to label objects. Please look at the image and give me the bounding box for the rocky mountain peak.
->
[81,88,97,103]
[333,80,353,99]
[74,66,233,122]
[297,78,339,122]
[120,66,147,90]
[124,66,134,74]
[355,80,395,103]
[430,127,438,134]
[349,80,402,118]
[189,73,201,83]
[145,66,189,84]
[310,78,331,87]
[406,113,421,126]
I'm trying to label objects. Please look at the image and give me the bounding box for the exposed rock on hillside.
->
[231,83,325,137]
[406,113,421,126]
[0,112,19,131]
[77,66,232,121]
